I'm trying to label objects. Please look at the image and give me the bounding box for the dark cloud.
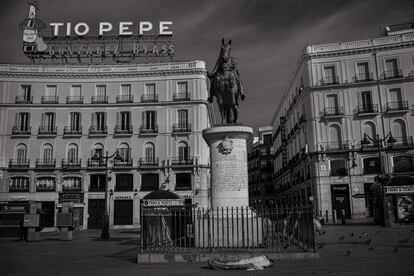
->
[0,0,412,130]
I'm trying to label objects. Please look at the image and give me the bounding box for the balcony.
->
[9,185,29,193]
[171,157,194,166]
[41,96,59,104]
[354,104,379,115]
[9,159,30,169]
[38,126,57,136]
[141,94,158,103]
[15,96,33,104]
[383,101,409,113]
[66,96,83,104]
[91,95,108,104]
[89,125,107,136]
[35,159,56,169]
[387,136,414,148]
[138,157,159,167]
[113,158,133,168]
[62,185,82,193]
[61,159,82,169]
[114,125,133,136]
[319,75,340,86]
[12,126,31,136]
[321,107,344,117]
[381,69,403,80]
[320,141,350,151]
[116,95,133,103]
[172,92,191,101]
[36,184,56,192]
[353,72,374,83]
[139,125,158,136]
[172,123,192,134]
[87,158,106,168]
[63,126,82,136]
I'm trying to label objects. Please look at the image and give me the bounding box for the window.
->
[16,144,27,163]
[67,144,78,162]
[41,112,56,131]
[178,142,189,161]
[393,156,414,173]
[363,122,376,140]
[327,94,338,109]
[9,177,29,192]
[323,66,336,84]
[92,112,106,131]
[263,134,272,146]
[45,85,57,97]
[360,91,373,109]
[330,159,347,176]
[21,85,31,100]
[96,85,106,97]
[143,111,156,130]
[115,174,133,191]
[389,88,403,105]
[15,113,30,131]
[89,174,106,192]
[175,173,191,190]
[92,143,104,158]
[42,144,53,163]
[141,173,159,191]
[70,85,81,97]
[356,62,370,81]
[145,83,155,96]
[118,143,130,162]
[385,59,398,73]
[62,177,82,192]
[393,119,407,141]
[121,84,131,96]
[329,125,342,149]
[363,157,380,175]
[145,143,155,162]
[178,109,188,127]
[117,111,131,130]
[36,177,56,192]
[70,112,81,130]
[177,82,188,94]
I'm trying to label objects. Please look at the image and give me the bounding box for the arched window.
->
[42,144,53,163]
[363,122,376,139]
[67,143,78,163]
[144,142,155,162]
[36,177,56,192]
[62,177,82,192]
[329,125,342,149]
[178,141,189,162]
[330,159,347,176]
[16,144,27,164]
[393,119,407,144]
[363,157,380,175]
[393,155,414,173]
[92,143,104,158]
[118,143,130,162]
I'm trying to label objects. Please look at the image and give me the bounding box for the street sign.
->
[385,186,414,195]
[142,199,184,207]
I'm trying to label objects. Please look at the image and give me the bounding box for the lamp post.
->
[92,150,121,239]
[361,132,396,227]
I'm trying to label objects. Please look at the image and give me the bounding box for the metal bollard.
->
[332,210,337,224]
[325,210,329,224]
[341,209,346,225]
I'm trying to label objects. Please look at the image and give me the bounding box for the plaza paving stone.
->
[1,224,414,275]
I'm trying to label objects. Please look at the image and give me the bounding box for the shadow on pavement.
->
[107,246,140,264]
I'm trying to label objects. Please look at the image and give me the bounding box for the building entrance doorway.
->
[40,201,55,227]
[331,184,351,219]
[88,199,105,229]
[114,200,133,225]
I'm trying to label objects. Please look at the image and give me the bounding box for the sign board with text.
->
[385,186,414,195]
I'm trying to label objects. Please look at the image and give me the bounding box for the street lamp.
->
[361,132,396,226]
[91,150,121,239]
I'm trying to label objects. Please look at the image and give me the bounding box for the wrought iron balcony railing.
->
[319,75,340,86]
[36,184,56,192]
[62,185,82,192]
[320,141,350,151]
[9,159,30,169]
[114,125,133,135]
[141,94,158,103]
[41,96,59,104]
[170,157,194,165]
[172,92,191,101]
[172,123,192,133]
[139,125,158,135]
[12,126,31,136]
[113,158,133,167]
[35,159,56,168]
[354,104,379,115]
[66,96,84,104]
[61,159,82,168]
[321,107,344,117]
[87,158,106,168]
[353,72,374,83]
[9,185,29,193]
[91,95,108,104]
[63,126,82,136]
[381,69,403,80]
[386,136,414,148]
[89,125,108,135]
[15,96,33,104]
[38,126,57,136]
[138,157,159,167]
[383,101,409,112]
[116,95,134,103]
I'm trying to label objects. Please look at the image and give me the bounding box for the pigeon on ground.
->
[350,233,354,237]
[368,246,375,250]
[365,238,372,244]
[359,232,368,239]
[394,247,399,252]
[339,236,345,240]
[346,250,351,256]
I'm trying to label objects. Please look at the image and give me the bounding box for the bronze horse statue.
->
[208,39,245,124]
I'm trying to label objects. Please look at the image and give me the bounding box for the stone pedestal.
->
[202,125,253,208]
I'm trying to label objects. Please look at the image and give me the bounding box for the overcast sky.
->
[0,0,412,131]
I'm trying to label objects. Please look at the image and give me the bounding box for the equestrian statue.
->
[208,39,245,124]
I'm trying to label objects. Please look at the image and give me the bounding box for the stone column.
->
[202,125,253,208]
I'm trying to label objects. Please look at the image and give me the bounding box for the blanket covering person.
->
[208,255,273,271]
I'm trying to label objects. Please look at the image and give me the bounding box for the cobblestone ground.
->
[1,224,414,276]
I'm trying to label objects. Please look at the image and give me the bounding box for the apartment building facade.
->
[271,29,414,221]
[0,61,211,230]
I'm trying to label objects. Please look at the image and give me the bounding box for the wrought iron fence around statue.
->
[140,206,315,253]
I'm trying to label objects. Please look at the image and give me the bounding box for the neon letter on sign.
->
[119,22,133,35]
[139,22,153,35]
[50,23,64,36]
[159,21,173,35]
[74,23,89,36]
[99,22,113,36]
